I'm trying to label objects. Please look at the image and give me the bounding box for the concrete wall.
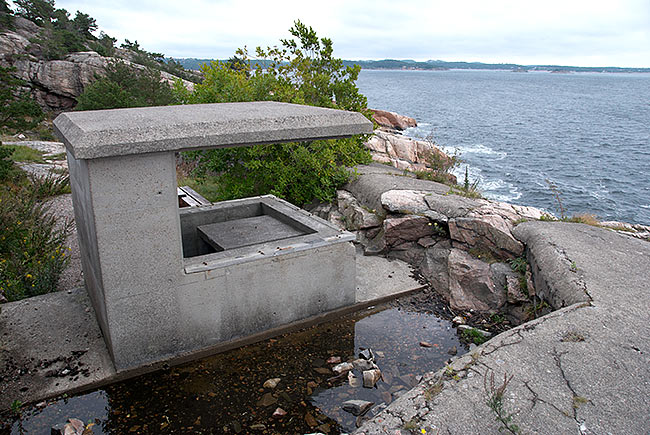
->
[57,102,368,371]
[68,151,356,370]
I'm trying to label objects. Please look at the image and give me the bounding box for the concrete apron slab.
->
[0,255,423,409]
[355,222,650,435]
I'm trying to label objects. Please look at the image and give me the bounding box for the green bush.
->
[76,61,178,110]
[0,185,71,302]
[181,21,371,205]
[0,66,43,133]
[0,143,15,182]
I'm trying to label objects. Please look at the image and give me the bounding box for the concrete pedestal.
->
[55,102,372,370]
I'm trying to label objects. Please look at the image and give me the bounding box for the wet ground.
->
[4,291,464,434]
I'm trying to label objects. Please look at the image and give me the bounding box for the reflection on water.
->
[11,298,461,434]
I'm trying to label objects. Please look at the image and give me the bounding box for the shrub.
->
[0,66,44,133]
[76,61,178,110]
[182,21,371,205]
[0,185,71,302]
[0,143,14,182]
[28,170,70,198]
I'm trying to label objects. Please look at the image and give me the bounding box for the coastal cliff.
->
[0,17,193,112]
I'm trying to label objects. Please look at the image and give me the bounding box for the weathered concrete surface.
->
[0,288,115,410]
[0,254,419,409]
[356,222,650,435]
[54,102,373,159]
[356,252,424,303]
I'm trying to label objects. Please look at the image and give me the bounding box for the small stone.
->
[381,391,392,404]
[67,418,85,434]
[359,349,375,361]
[375,351,385,358]
[363,369,382,388]
[419,341,433,347]
[452,316,465,325]
[447,346,458,355]
[263,378,281,389]
[307,381,318,388]
[304,412,318,427]
[314,367,331,375]
[348,371,362,387]
[312,358,326,367]
[317,423,331,433]
[272,407,287,418]
[326,356,341,364]
[256,393,277,407]
[352,359,374,371]
[342,399,374,416]
[250,424,266,431]
[332,362,354,374]
[232,421,242,433]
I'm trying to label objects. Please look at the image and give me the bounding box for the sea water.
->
[357,69,650,225]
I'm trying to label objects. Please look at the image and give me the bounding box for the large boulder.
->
[344,165,448,213]
[383,215,435,247]
[448,215,524,260]
[365,130,453,177]
[419,240,452,294]
[447,249,507,312]
[370,109,417,130]
[337,190,382,230]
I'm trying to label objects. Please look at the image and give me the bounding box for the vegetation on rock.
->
[76,61,179,110]
[177,20,371,205]
[0,142,71,303]
[0,66,43,134]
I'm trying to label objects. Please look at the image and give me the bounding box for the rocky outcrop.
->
[364,129,453,179]
[312,164,546,318]
[1,17,192,112]
[370,109,417,131]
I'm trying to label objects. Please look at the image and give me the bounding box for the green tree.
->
[0,66,43,133]
[183,20,371,205]
[76,61,178,110]
[13,0,54,24]
[89,31,116,57]
[1,0,13,29]
[71,11,97,36]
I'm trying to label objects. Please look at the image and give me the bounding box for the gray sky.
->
[50,0,650,67]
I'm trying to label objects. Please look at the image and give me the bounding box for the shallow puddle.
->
[9,296,463,434]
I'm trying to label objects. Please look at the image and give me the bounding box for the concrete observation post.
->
[54,101,373,371]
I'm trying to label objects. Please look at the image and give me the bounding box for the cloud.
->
[51,0,650,67]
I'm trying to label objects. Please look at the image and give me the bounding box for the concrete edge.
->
[9,282,427,407]
[513,222,591,308]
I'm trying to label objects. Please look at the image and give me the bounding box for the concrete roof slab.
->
[53,101,373,160]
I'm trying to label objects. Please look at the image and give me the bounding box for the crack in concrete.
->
[482,330,524,356]
[523,380,571,418]
[548,241,592,303]
[552,347,585,424]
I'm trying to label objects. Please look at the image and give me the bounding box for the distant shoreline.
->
[174,58,650,74]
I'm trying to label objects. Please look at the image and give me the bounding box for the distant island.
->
[175,58,650,74]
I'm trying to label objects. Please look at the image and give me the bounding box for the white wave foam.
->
[482,179,506,190]
[459,144,508,160]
